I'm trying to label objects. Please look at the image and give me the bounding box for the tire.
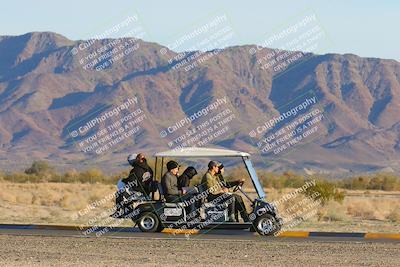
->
[253,214,280,236]
[157,221,165,232]
[137,212,160,233]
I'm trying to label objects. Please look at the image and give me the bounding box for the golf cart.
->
[119,147,282,236]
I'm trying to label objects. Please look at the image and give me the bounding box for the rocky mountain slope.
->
[0,32,399,174]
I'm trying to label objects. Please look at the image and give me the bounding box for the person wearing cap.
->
[122,153,154,196]
[217,164,249,222]
[161,160,185,203]
[201,160,235,222]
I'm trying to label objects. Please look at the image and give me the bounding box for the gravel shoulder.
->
[0,234,399,267]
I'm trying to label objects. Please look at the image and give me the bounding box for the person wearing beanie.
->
[161,160,185,202]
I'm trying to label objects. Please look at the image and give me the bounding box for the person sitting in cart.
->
[178,166,201,217]
[178,166,198,191]
[122,153,154,197]
[217,163,250,222]
[112,153,153,218]
[162,161,197,215]
[161,160,185,202]
[201,161,236,222]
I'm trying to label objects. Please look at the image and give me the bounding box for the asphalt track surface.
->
[0,226,399,243]
[1,227,399,266]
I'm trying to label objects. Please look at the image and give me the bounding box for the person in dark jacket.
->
[217,163,249,222]
[112,153,153,218]
[178,166,199,220]
[178,166,198,190]
[122,153,154,197]
[161,160,184,202]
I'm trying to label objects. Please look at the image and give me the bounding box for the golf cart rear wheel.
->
[138,212,160,233]
[253,214,280,236]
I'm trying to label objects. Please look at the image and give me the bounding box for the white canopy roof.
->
[154,147,250,158]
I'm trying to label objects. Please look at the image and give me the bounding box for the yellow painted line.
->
[162,228,199,235]
[365,233,400,240]
[276,231,309,238]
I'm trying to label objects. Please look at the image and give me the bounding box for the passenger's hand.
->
[223,188,229,193]
[240,178,245,184]
[181,188,187,195]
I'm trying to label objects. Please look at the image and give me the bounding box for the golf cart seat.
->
[203,202,228,209]
[194,183,229,209]
[116,187,150,206]
[157,182,186,207]
[126,192,150,202]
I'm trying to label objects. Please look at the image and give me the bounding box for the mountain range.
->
[0,32,399,175]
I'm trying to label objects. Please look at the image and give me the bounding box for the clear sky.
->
[1,0,398,60]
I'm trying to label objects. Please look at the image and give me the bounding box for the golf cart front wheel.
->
[137,212,160,233]
[253,214,280,236]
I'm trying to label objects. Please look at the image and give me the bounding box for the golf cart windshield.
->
[242,157,266,200]
[154,147,266,199]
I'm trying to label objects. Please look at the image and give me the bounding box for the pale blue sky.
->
[1,0,398,60]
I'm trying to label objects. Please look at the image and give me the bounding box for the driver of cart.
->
[201,161,236,222]
[217,163,249,222]
[122,153,154,197]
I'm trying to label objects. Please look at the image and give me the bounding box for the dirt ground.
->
[1,181,399,233]
[0,234,398,267]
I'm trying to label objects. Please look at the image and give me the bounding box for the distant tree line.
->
[1,160,400,192]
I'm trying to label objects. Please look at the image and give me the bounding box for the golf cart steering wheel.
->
[232,181,244,192]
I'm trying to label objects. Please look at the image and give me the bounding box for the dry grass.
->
[0,181,399,232]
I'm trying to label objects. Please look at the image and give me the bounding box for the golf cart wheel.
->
[253,214,280,236]
[157,222,165,232]
[137,212,160,233]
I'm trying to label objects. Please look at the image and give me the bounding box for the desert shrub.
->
[77,168,106,183]
[387,209,400,223]
[346,200,376,220]
[378,174,400,191]
[281,171,306,188]
[342,176,370,190]
[303,179,345,205]
[25,160,53,175]
[339,173,400,191]
[109,170,129,184]
[4,172,41,183]
[318,201,349,222]
[59,169,80,183]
